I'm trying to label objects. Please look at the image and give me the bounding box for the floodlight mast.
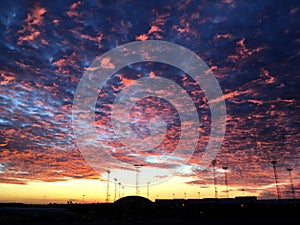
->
[134,164,143,196]
[271,160,280,200]
[106,170,110,203]
[212,160,218,199]
[147,182,150,199]
[118,182,121,199]
[114,178,117,202]
[223,166,229,198]
[287,168,295,199]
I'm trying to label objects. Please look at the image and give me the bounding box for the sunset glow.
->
[0,0,299,204]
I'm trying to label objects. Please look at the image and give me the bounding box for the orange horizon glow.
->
[0,181,252,204]
[0,0,299,206]
[0,175,287,204]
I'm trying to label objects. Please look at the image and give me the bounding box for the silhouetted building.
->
[113,196,153,220]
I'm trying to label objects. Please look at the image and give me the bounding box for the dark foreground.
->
[1,197,300,225]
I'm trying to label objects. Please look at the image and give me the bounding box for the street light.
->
[118,182,121,199]
[287,168,295,199]
[114,178,117,202]
[212,160,218,199]
[223,166,229,198]
[122,186,125,197]
[271,160,280,200]
[147,182,150,199]
[106,170,110,203]
[198,192,200,199]
[134,164,143,196]
[82,194,85,204]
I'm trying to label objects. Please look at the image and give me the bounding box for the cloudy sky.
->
[0,0,299,203]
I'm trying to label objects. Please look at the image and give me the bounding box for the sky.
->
[0,0,299,203]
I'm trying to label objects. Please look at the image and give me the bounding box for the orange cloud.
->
[17,5,46,44]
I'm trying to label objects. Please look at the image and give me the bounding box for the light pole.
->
[106,170,110,203]
[184,192,187,199]
[114,178,117,202]
[147,182,150,199]
[118,182,121,199]
[122,186,124,197]
[172,193,175,199]
[212,159,218,199]
[198,192,200,199]
[287,168,295,199]
[223,166,229,198]
[134,164,143,196]
[242,189,245,196]
[82,194,85,204]
[271,160,280,200]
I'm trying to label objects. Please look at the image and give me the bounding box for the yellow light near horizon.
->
[0,176,256,204]
[0,179,107,204]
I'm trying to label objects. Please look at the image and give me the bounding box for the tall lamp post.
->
[241,189,245,196]
[134,164,143,196]
[106,170,110,203]
[287,168,295,199]
[118,182,121,199]
[114,178,117,202]
[271,160,280,200]
[212,160,218,199]
[147,182,150,199]
[223,166,229,198]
